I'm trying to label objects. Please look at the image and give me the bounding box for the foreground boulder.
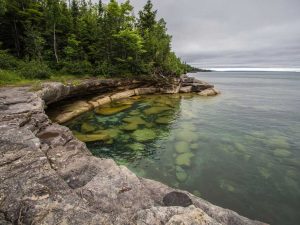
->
[0,79,265,225]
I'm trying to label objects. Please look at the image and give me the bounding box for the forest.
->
[0,0,196,84]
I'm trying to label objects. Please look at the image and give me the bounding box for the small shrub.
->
[18,60,52,79]
[0,50,20,70]
[61,60,92,75]
[0,69,22,85]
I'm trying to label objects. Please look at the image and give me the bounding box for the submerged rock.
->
[220,179,235,192]
[126,143,145,151]
[121,116,148,131]
[100,128,122,139]
[191,143,200,150]
[132,129,157,142]
[176,166,188,182]
[123,116,147,125]
[81,122,96,133]
[273,149,291,157]
[258,167,271,179]
[144,106,171,115]
[95,104,132,116]
[176,152,194,167]
[120,123,139,131]
[155,116,173,124]
[176,130,198,143]
[75,133,110,142]
[175,141,190,153]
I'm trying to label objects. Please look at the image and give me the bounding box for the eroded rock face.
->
[0,79,266,225]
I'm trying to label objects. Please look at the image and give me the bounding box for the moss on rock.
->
[75,133,110,142]
[95,105,132,116]
[175,152,194,167]
[143,106,171,115]
[175,141,190,153]
[132,129,157,142]
[81,122,96,133]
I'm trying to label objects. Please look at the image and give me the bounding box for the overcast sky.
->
[100,0,300,68]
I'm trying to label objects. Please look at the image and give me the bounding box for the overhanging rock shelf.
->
[46,75,220,124]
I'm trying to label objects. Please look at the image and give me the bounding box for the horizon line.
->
[196,67,300,72]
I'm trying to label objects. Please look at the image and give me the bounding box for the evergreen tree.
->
[0,0,191,77]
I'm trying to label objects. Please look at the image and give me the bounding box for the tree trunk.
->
[13,19,20,57]
[53,23,59,63]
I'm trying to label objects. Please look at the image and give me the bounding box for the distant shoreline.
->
[194,68,300,73]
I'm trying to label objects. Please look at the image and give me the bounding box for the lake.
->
[65,72,300,225]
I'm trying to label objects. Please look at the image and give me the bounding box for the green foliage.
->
[0,69,22,85]
[0,0,194,82]
[163,52,186,76]
[19,60,52,79]
[61,60,92,75]
[0,49,20,69]
[0,0,6,16]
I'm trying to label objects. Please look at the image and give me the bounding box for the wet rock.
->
[176,130,198,142]
[175,141,190,153]
[81,122,96,133]
[144,106,171,115]
[75,133,110,142]
[95,104,132,115]
[121,122,139,131]
[273,149,291,157]
[163,191,193,207]
[123,116,147,125]
[127,143,145,151]
[176,152,194,167]
[198,88,220,96]
[191,143,200,150]
[99,128,122,139]
[132,129,157,142]
[155,116,173,124]
[176,167,188,182]
[220,179,235,192]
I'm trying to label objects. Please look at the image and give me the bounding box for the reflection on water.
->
[65,72,300,225]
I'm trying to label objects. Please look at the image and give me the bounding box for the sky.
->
[100,0,300,69]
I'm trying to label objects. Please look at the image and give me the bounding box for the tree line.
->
[0,0,195,79]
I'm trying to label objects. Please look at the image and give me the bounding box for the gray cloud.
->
[100,0,300,68]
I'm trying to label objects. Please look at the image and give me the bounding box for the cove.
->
[63,72,300,225]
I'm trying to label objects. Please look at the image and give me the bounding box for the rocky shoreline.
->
[0,76,266,225]
[45,75,220,124]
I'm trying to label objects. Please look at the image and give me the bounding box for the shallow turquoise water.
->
[65,72,300,225]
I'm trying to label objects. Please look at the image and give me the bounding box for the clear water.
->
[65,72,300,225]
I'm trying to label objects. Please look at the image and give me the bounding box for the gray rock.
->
[179,86,193,93]
[0,79,264,225]
[163,191,193,207]
[198,88,221,96]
